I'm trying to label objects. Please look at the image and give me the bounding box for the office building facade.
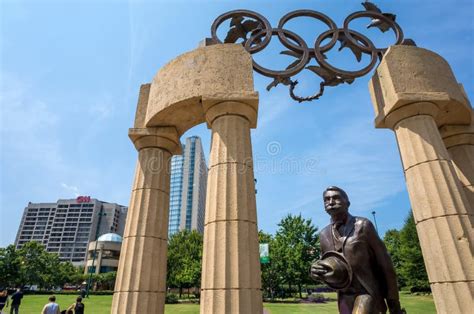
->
[15,197,127,266]
[168,136,208,237]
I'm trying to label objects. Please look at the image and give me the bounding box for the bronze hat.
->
[318,251,353,290]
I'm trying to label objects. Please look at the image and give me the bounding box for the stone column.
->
[369,45,473,313]
[111,127,180,314]
[200,98,262,314]
[440,106,474,212]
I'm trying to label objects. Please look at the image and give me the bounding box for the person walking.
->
[67,297,84,314]
[9,289,23,314]
[0,290,9,314]
[41,296,60,314]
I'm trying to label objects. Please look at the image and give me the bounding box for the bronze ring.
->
[211,9,272,54]
[343,11,403,54]
[246,27,310,78]
[277,9,338,55]
[314,28,378,78]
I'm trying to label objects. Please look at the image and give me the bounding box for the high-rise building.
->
[168,136,208,237]
[14,197,127,266]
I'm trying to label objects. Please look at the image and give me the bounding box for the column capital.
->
[439,110,474,149]
[385,102,440,129]
[369,45,471,130]
[128,126,182,154]
[202,93,259,129]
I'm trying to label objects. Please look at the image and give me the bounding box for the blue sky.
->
[1,0,472,247]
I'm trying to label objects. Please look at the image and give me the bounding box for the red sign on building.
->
[76,196,91,203]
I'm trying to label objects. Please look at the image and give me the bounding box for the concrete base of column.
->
[201,289,263,313]
[112,291,165,313]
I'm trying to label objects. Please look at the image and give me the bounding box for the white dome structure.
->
[97,233,123,243]
[85,233,123,275]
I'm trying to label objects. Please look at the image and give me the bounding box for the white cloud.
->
[61,183,80,197]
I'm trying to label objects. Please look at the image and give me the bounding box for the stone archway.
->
[112,44,262,313]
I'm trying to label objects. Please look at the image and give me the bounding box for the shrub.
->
[306,293,327,303]
[410,285,431,294]
[165,293,179,304]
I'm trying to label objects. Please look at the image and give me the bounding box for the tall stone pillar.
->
[200,98,262,314]
[112,127,180,314]
[369,45,473,313]
[440,107,474,212]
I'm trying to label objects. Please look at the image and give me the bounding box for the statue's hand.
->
[310,261,329,279]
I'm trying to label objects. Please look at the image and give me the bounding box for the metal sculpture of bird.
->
[306,66,354,87]
[266,50,304,91]
[224,16,262,44]
[337,34,363,62]
[362,1,396,33]
[266,76,293,91]
[401,38,417,46]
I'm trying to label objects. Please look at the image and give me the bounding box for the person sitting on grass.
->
[41,295,60,314]
[67,296,85,314]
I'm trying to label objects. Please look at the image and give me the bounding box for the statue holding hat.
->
[310,186,404,314]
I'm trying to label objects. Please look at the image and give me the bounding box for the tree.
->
[17,241,53,288]
[41,250,62,289]
[383,229,405,287]
[167,230,203,298]
[0,245,22,287]
[398,212,429,291]
[383,212,429,292]
[272,214,319,298]
[94,271,116,290]
[56,261,85,288]
[258,231,281,300]
[1,242,84,290]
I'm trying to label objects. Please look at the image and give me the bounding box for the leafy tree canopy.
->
[167,230,203,297]
[0,242,85,289]
[383,212,429,291]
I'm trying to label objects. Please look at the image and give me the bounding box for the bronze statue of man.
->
[310,186,403,314]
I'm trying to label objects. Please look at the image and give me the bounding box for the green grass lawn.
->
[14,292,435,313]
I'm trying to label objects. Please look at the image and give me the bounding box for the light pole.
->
[86,205,105,297]
[371,210,379,236]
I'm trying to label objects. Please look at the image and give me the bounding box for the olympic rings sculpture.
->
[210,2,412,102]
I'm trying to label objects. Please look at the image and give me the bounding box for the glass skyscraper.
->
[168,136,208,238]
[169,153,185,236]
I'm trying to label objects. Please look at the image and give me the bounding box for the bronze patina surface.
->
[311,186,404,314]
[210,2,412,102]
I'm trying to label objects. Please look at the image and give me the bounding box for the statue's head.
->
[323,186,350,216]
